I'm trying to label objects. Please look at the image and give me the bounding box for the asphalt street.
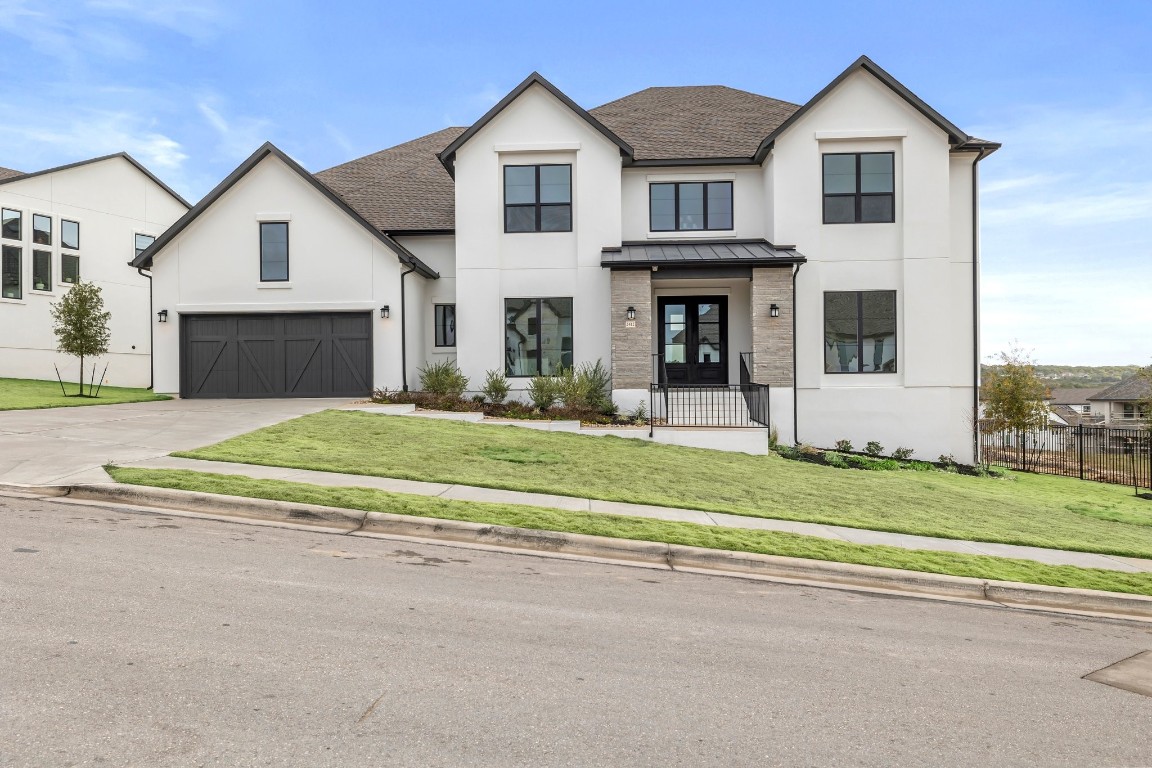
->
[3,494,1151,767]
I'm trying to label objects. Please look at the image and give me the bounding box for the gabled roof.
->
[316,127,464,232]
[1088,374,1152,402]
[130,142,438,279]
[0,152,191,208]
[753,55,1000,161]
[1047,387,1104,405]
[437,72,634,176]
[590,86,800,163]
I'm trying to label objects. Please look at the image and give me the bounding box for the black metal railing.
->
[980,423,1152,490]
[648,352,770,434]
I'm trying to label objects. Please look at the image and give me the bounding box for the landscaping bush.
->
[903,460,937,472]
[418,360,469,397]
[527,374,559,410]
[864,441,884,457]
[845,454,900,471]
[628,400,648,425]
[891,446,914,461]
[482,369,510,404]
[824,451,848,468]
[768,423,780,448]
[834,439,854,453]
[555,360,614,413]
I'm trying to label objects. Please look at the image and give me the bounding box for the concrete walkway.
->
[120,454,1152,575]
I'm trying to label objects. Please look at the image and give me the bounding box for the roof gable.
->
[0,152,191,208]
[1088,374,1152,402]
[130,142,437,278]
[437,72,633,176]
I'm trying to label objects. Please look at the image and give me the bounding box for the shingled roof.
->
[0,166,23,180]
[315,126,464,232]
[589,86,800,161]
[1089,374,1152,402]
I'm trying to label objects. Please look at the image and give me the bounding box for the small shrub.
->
[774,445,801,461]
[904,460,936,472]
[481,369,510,404]
[768,423,780,449]
[938,453,957,467]
[418,360,469,398]
[845,454,900,471]
[864,441,884,457]
[526,374,558,410]
[628,400,648,425]
[823,451,848,468]
[797,443,820,457]
[834,439,854,453]
[891,446,914,461]
[555,360,614,413]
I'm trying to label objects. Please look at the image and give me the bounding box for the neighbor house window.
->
[260,222,289,281]
[434,304,456,347]
[32,214,51,245]
[2,209,20,240]
[32,250,51,291]
[823,152,894,224]
[824,291,897,373]
[61,219,80,250]
[504,164,571,233]
[135,233,155,259]
[2,245,21,299]
[650,181,733,231]
[504,297,573,376]
[61,252,80,284]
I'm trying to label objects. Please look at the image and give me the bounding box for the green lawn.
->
[172,410,1152,559]
[0,377,170,410]
[106,466,1152,597]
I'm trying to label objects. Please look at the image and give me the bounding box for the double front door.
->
[658,296,727,386]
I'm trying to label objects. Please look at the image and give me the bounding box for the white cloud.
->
[197,98,272,162]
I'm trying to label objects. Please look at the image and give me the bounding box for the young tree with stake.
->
[50,280,110,397]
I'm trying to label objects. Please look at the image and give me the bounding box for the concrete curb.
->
[20,482,1152,622]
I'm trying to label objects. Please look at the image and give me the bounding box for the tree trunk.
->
[78,355,84,396]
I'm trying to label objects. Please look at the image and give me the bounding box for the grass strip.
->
[0,377,170,411]
[107,466,1152,597]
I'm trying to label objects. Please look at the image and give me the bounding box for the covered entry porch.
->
[602,239,805,433]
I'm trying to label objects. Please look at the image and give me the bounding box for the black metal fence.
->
[980,424,1152,489]
[739,352,771,428]
[648,352,770,434]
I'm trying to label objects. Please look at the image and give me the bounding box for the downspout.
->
[136,267,153,390]
[792,261,803,446]
[399,264,416,391]
[971,147,991,463]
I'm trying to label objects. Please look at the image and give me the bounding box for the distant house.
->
[0,154,188,387]
[1046,388,1104,427]
[1088,375,1151,426]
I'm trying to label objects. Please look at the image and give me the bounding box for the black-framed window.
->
[823,153,894,224]
[824,291,897,373]
[504,297,573,376]
[32,250,51,291]
[32,214,51,245]
[259,222,289,282]
[2,245,21,299]
[135,233,155,259]
[61,219,80,250]
[650,181,733,231]
[434,304,456,347]
[504,164,571,233]
[2,208,20,240]
[62,252,80,284]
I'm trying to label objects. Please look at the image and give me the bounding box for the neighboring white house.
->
[133,56,997,463]
[1088,375,1151,426]
[0,154,189,387]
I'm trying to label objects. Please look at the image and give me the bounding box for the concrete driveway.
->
[0,398,350,485]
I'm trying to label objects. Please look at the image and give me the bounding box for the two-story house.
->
[134,56,996,463]
[0,154,189,388]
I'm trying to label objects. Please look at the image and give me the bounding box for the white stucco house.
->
[134,56,997,463]
[0,154,189,387]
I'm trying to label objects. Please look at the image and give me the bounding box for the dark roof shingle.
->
[0,166,23,180]
[1089,374,1152,402]
[589,86,800,161]
[315,126,465,232]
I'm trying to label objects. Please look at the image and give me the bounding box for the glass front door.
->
[658,296,727,386]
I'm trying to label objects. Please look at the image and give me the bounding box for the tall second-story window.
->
[260,222,289,281]
[33,214,52,245]
[650,182,733,231]
[823,152,894,224]
[2,209,21,240]
[504,164,571,233]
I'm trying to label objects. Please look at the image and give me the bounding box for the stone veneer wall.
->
[750,267,794,386]
[610,269,652,389]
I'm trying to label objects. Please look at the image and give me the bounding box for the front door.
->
[658,296,727,386]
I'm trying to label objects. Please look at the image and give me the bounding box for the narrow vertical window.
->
[503,164,571,232]
[61,253,80,284]
[822,153,894,223]
[260,222,289,281]
[2,208,21,240]
[32,250,51,291]
[2,245,21,299]
[824,291,897,373]
[135,233,156,260]
[434,304,456,347]
[61,219,80,250]
[32,214,51,245]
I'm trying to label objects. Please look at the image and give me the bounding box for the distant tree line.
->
[981,364,1142,389]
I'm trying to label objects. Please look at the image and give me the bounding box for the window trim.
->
[822,152,895,224]
[503,164,573,234]
[823,290,898,374]
[649,181,734,232]
[259,221,290,283]
[504,296,574,378]
[434,303,456,348]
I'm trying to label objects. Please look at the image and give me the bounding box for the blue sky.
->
[1,0,1148,366]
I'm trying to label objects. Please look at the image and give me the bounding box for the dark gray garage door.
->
[181,313,372,398]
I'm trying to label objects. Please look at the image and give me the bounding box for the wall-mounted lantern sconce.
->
[626,306,636,321]
[157,309,168,323]
[380,306,390,319]
[769,303,780,318]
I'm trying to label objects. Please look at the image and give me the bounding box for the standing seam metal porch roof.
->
[601,239,806,268]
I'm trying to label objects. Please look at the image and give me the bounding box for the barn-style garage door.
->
[181,313,372,398]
